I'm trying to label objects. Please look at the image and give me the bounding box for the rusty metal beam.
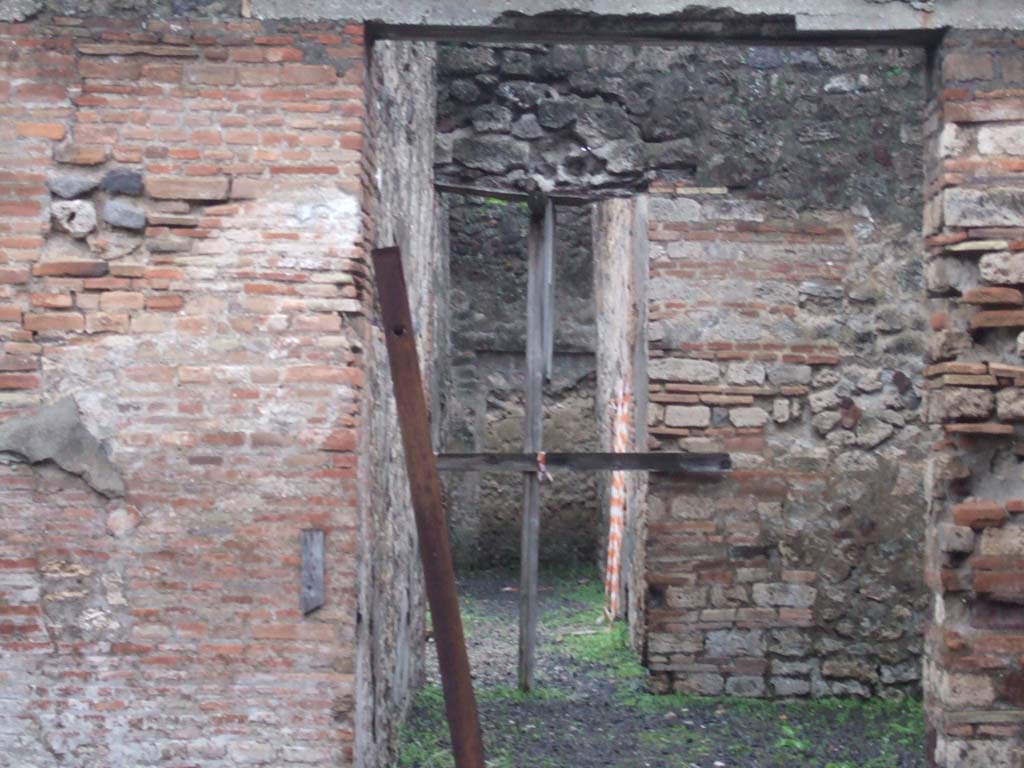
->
[371,247,485,768]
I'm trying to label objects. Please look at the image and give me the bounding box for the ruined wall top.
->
[5,0,1024,31]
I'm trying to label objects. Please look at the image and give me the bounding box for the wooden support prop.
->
[372,247,485,768]
[436,452,731,474]
[519,200,548,692]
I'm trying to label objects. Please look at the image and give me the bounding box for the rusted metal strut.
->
[372,247,485,768]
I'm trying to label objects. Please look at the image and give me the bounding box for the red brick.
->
[99,291,145,311]
[0,374,39,390]
[945,99,1024,124]
[265,47,303,63]
[238,65,280,86]
[962,287,1024,306]
[141,63,183,82]
[284,365,363,386]
[201,432,245,447]
[15,122,66,140]
[84,277,131,291]
[30,293,73,309]
[323,429,357,452]
[270,165,338,175]
[952,501,1009,529]
[32,261,108,278]
[146,295,184,312]
[943,52,995,82]
[186,64,237,85]
[54,144,109,165]
[280,64,336,85]
[85,313,129,334]
[0,202,41,217]
[224,129,259,145]
[79,58,141,80]
[145,176,229,200]
[125,366,176,383]
[0,269,29,284]
[23,313,85,332]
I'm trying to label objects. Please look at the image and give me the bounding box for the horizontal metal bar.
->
[436,452,731,474]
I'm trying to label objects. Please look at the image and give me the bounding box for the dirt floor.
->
[397,569,925,768]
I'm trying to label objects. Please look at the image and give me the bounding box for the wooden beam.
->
[300,529,325,615]
[371,247,485,768]
[434,180,600,207]
[519,203,546,692]
[541,199,556,380]
[436,452,731,474]
[371,22,941,49]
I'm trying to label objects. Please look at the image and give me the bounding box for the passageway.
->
[399,569,926,767]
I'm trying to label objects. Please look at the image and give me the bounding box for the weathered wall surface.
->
[923,32,1024,768]
[644,185,930,699]
[436,41,923,210]
[356,39,436,768]
[441,196,600,567]
[0,15,375,767]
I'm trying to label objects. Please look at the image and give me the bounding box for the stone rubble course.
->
[101,168,144,196]
[102,199,147,231]
[46,171,100,199]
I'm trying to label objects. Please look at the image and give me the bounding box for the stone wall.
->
[436,41,923,214]
[441,195,600,568]
[0,15,406,768]
[923,31,1024,768]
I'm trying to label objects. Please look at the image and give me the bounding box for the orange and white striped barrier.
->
[604,379,631,624]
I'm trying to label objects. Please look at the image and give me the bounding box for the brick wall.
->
[924,31,1024,768]
[643,184,929,698]
[0,15,406,767]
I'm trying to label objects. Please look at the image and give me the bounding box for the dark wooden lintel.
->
[436,451,731,474]
[435,181,601,207]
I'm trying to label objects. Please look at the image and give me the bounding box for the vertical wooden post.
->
[541,201,556,380]
[372,247,485,768]
[519,197,553,691]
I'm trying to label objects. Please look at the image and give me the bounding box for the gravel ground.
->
[399,568,925,768]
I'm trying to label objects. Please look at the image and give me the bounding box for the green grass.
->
[397,687,454,768]
[479,684,569,703]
